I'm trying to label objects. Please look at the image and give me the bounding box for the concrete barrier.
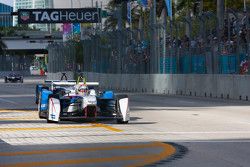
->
[47,72,250,101]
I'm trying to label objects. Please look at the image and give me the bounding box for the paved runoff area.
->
[1,81,250,166]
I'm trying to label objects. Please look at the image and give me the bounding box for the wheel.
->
[37,93,41,112]
[47,119,55,123]
[4,77,7,83]
[116,119,128,124]
[36,91,41,105]
[20,78,23,83]
[39,113,45,119]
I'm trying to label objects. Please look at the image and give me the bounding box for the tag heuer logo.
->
[20,11,30,21]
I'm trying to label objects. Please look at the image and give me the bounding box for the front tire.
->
[47,119,56,123]
[116,119,128,124]
[38,94,46,119]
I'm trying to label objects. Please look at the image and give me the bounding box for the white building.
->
[13,0,54,31]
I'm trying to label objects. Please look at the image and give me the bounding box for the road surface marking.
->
[0,123,122,133]
[93,123,123,132]
[0,142,176,167]
[0,110,36,113]
[0,117,38,120]
[0,98,18,105]
[0,142,164,156]
[127,142,176,167]
[0,94,34,98]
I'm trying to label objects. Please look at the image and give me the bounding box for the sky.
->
[0,0,13,6]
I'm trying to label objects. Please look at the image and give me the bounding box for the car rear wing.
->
[45,80,76,83]
[49,81,99,86]
[45,81,99,90]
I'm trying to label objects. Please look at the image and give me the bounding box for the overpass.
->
[0,35,63,74]
[2,36,63,53]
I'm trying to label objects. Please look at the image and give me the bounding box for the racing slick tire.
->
[36,93,40,105]
[116,119,128,124]
[38,95,46,119]
[4,77,7,83]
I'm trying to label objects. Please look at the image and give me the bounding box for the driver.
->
[75,84,89,96]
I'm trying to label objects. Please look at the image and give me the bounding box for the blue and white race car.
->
[36,75,129,124]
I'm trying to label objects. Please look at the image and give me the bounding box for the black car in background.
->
[4,73,23,83]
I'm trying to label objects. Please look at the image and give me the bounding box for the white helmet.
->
[76,84,88,95]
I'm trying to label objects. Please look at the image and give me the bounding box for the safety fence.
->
[47,40,249,75]
[47,42,76,73]
[0,54,33,72]
[47,10,249,75]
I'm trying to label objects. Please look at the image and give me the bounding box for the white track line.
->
[0,98,18,104]
[0,94,34,98]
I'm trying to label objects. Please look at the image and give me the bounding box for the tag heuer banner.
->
[18,8,101,24]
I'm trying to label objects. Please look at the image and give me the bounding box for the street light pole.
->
[244,0,246,12]
[217,0,225,43]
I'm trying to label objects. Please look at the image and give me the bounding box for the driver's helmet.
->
[76,84,88,95]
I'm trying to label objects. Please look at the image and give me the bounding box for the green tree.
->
[176,0,249,15]
[104,0,147,30]
[0,39,7,55]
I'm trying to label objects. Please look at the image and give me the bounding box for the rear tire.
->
[4,77,7,83]
[39,114,45,119]
[38,94,46,119]
[38,93,41,112]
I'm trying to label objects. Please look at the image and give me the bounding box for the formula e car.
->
[4,73,23,83]
[36,74,129,124]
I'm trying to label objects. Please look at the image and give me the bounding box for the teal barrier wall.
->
[191,55,206,74]
[160,57,177,74]
[180,56,190,74]
[219,54,247,74]
[219,55,237,74]
[161,54,248,74]
[180,55,206,74]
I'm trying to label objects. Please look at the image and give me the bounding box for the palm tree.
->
[0,38,7,71]
[0,39,6,55]
[104,0,127,31]
[104,0,150,31]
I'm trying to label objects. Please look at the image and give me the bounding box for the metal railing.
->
[47,10,249,75]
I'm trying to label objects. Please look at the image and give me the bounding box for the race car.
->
[36,74,129,124]
[4,73,23,83]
